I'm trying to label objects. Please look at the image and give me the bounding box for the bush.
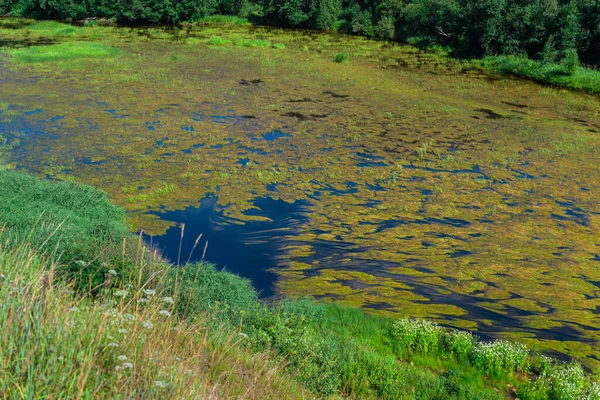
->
[472,340,528,378]
[391,318,441,355]
[550,363,585,400]
[334,52,349,63]
[444,329,477,359]
[0,170,129,291]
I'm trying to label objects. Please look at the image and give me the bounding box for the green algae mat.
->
[1,20,600,369]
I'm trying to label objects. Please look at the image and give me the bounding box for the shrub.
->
[562,48,579,75]
[472,340,528,378]
[550,363,585,400]
[272,43,286,49]
[391,318,441,355]
[582,383,600,400]
[334,52,349,63]
[444,329,476,359]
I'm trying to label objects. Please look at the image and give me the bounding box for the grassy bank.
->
[1,169,600,399]
[482,56,600,95]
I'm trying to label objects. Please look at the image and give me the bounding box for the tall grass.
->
[26,21,80,36]
[0,238,307,399]
[482,56,600,94]
[9,42,121,63]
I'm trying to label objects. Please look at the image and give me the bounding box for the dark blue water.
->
[144,196,310,297]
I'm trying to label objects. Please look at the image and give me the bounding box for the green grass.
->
[207,36,272,48]
[0,170,130,290]
[206,36,233,46]
[335,52,349,63]
[482,56,600,94]
[9,42,122,63]
[272,43,286,50]
[233,38,272,48]
[0,240,308,399]
[26,21,79,36]
[196,15,250,25]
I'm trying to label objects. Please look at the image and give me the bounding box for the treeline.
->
[1,0,599,66]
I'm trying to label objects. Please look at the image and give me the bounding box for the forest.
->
[2,0,599,67]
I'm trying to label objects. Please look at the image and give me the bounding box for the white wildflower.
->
[143,289,156,296]
[137,298,150,304]
[238,332,249,338]
[184,369,194,376]
[69,307,79,313]
[118,328,129,334]
[143,320,154,330]
[101,262,109,268]
[115,365,121,371]
[108,269,118,276]
[117,355,128,361]
[114,290,128,298]
[124,313,135,321]
[124,283,133,290]
[107,342,119,348]
[76,260,87,267]
[154,380,168,388]
[123,362,133,369]
[159,310,171,317]
[162,297,174,304]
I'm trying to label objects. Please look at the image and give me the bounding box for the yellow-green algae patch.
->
[1,20,600,369]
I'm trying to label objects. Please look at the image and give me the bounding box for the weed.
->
[335,52,349,63]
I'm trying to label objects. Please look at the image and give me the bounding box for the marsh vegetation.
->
[0,16,599,397]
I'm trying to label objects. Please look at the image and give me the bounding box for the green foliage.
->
[391,317,441,355]
[196,15,249,24]
[471,340,528,378]
[0,170,129,291]
[444,329,477,360]
[233,38,271,47]
[206,35,233,45]
[9,42,121,63]
[334,51,349,63]
[1,0,599,67]
[26,21,79,36]
[206,36,271,47]
[482,55,600,94]
[166,262,259,322]
[271,42,285,49]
